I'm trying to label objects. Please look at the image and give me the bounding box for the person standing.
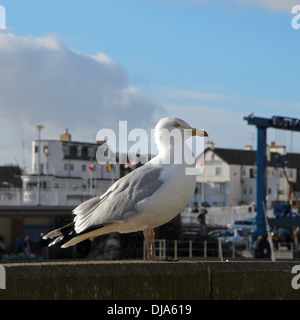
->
[16,234,24,254]
[24,235,31,256]
[198,206,208,225]
[197,205,208,237]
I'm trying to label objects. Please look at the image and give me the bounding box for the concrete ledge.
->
[0,261,300,300]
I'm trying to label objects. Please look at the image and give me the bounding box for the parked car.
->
[208,228,248,249]
[272,226,294,250]
[228,219,256,233]
[195,238,236,257]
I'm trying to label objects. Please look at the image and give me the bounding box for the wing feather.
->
[73,164,163,233]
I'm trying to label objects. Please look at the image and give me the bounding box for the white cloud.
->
[191,0,298,13]
[156,0,209,6]
[0,33,162,167]
[156,87,226,102]
[225,0,299,13]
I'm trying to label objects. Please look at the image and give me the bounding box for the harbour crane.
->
[244,114,300,257]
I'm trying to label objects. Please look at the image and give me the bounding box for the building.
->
[22,129,120,206]
[0,166,22,188]
[194,141,300,209]
[0,130,124,253]
[0,166,23,205]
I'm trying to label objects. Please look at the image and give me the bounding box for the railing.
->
[0,188,23,206]
[144,239,299,260]
[144,239,251,260]
[0,188,103,206]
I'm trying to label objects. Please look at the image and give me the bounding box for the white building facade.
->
[22,129,120,206]
[193,142,300,209]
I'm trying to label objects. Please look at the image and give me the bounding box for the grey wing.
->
[73,164,164,234]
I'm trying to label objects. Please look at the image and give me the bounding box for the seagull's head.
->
[154,117,208,151]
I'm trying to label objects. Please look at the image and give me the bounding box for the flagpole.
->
[111,165,114,186]
[89,168,92,196]
[88,164,94,197]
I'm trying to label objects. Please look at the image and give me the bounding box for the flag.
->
[124,161,131,169]
[124,159,136,170]
[105,164,112,172]
[199,157,204,167]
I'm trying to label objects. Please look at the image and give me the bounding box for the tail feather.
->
[61,223,117,248]
[43,195,109,248]
[43,222,75,240]
[43,222,76,247]
[43,220,106,248]
[61,229,100,248]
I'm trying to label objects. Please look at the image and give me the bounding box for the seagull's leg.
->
[148,228,157,260]
[143,227,157,260]
[143,227,151,260]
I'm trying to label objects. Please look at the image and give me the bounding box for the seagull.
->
[43,117,208,260]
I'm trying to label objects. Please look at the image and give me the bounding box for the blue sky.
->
[0,0,300,167]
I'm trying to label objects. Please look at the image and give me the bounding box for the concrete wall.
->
[0,261,300,300]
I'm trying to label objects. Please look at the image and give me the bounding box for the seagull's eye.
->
[174,123,180,128]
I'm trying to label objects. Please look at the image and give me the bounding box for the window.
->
[213,182,224,194]
[279,170,283,178]
[70,146,77,158]
[88,147,95,158]
[82,164,86,172]
[242,168,246,177]
[215,167,221,176]
[63,146,70,156]
[82,147,88,158]
[64,163,74,171]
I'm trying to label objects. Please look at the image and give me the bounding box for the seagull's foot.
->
[143,227,158,260]
[145,248,158,260]
[147,255,158,261]
[146,256,179,261]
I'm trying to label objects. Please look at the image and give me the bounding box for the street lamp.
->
[44,151,50,190]
[36,125,44,205]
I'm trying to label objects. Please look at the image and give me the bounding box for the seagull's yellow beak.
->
[192,128,208,137]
